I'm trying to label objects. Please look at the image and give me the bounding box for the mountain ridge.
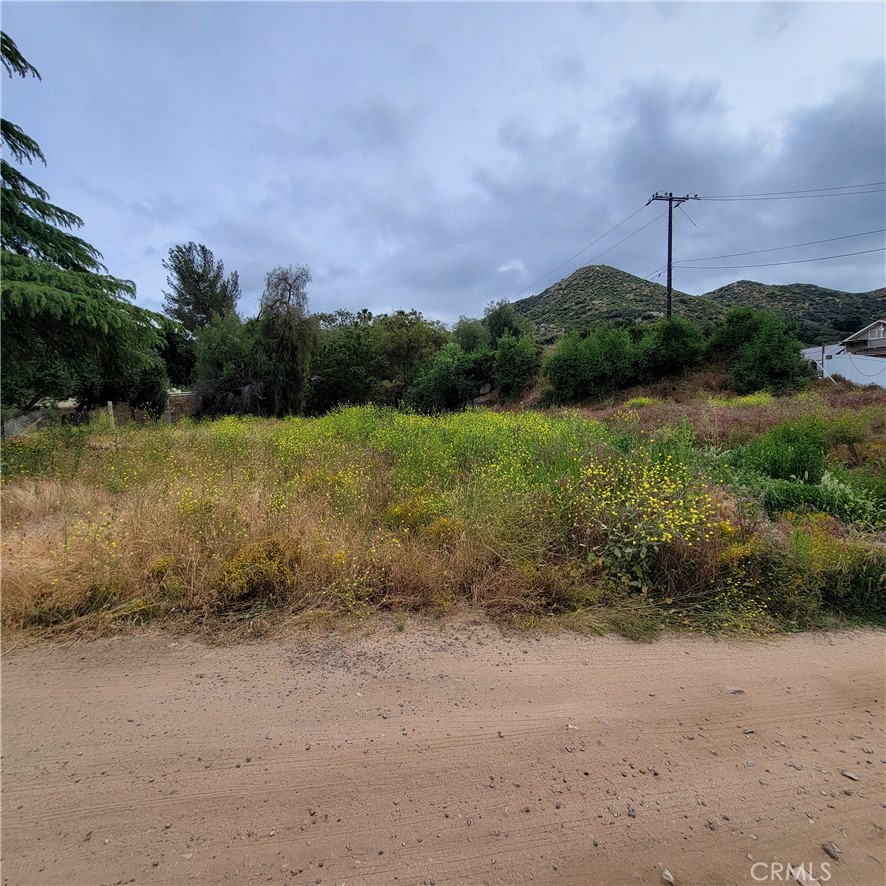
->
[512,265,885,345]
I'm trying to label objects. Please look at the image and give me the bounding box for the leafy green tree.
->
[192,312,260,416]
[1,31,167,411]
[307,325,384,413]
[162,242,241,334]
[403,343,480,413]
[452,316,490,353]
[711,308,814,393]
[73,356,169,418]
[159,324,196,388]
[494,332,540,399]
[370,309,449,389]
[253,264,320,416]
[483,299,534,344]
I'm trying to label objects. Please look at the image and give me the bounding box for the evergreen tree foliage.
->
[369,309,449,390]
[162,242,241,333]
[1,31,167,411]
[307,325,384,413]
[192,312,261,416]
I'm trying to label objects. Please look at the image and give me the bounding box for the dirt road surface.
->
[2,623,884,886]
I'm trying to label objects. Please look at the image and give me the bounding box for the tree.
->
[192,312,261,416]
[306,325,384,413]
[403,343,480,413]
[370,309,449,389]
[1,31,167,411]
[543,327,637,402]
[483,299,534,345]
[253,264,319,416]
[162,242,241,333]
[635,317,706,381]
[494,332,540,399]
[452,316,490,353]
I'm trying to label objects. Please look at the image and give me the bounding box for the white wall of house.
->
[821,352,886,387]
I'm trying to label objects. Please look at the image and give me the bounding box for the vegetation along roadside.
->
[3,389,884,643]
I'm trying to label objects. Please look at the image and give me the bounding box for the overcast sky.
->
[4,2,885,324]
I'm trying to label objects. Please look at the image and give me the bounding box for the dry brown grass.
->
[3,399,882,642]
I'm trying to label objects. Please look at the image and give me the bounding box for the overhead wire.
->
[676,228,886,263]
[699,185,885,202]
[674,246,886,270]
[510,204,647,299]
[701,182,885,198]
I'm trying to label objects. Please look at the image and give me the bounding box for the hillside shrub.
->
[711,308,813,394]
[403,343,481,413]
[494,332,540,399]
[543,327,636,402]
[636,317,706,381]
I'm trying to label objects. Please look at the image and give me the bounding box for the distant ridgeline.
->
[513,265,886,345]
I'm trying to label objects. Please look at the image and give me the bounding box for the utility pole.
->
[646,192,699,318]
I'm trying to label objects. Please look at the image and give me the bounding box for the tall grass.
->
[2,401,884,638]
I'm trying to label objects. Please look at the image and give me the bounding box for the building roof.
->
[841,319,886,344]
[802,344,844,363]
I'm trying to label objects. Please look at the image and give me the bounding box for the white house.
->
[803,319,886,388]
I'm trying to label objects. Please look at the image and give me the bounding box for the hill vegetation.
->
[704,280,886,345]
[513,265,885,345]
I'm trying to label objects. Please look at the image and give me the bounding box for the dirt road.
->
[2,623,884,886]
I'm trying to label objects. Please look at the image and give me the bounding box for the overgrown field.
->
[3,389,885,641]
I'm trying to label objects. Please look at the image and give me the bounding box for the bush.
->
[543,327,636,402]
[636,317,706,381]
[741,420,826,483]
[711,308,813,394]
[791,519,886,623]
[493,332,540,399]
[403,343,481,413]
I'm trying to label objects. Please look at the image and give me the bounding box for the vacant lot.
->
[2,624,884,885]
[3,395,885,642]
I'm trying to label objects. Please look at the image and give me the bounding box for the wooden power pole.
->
[646,192,699,318]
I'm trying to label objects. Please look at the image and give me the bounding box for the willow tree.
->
[254,264,319,416]
[1,31,167,410]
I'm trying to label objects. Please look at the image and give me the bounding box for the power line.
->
[677,228,886,263]
[510,204,647,300]
[700,182,885,197]
[699,186,885,202]
[580,209,668,265]
[674,246,886,270]
[678,205,739,274]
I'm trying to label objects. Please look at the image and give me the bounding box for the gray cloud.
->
[2,2,883,325]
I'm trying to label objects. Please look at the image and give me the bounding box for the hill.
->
[513,265,885,345]
[512,266,721,339]
[703,280,886,345]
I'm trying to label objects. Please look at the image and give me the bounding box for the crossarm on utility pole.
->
[646,192,699,318]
